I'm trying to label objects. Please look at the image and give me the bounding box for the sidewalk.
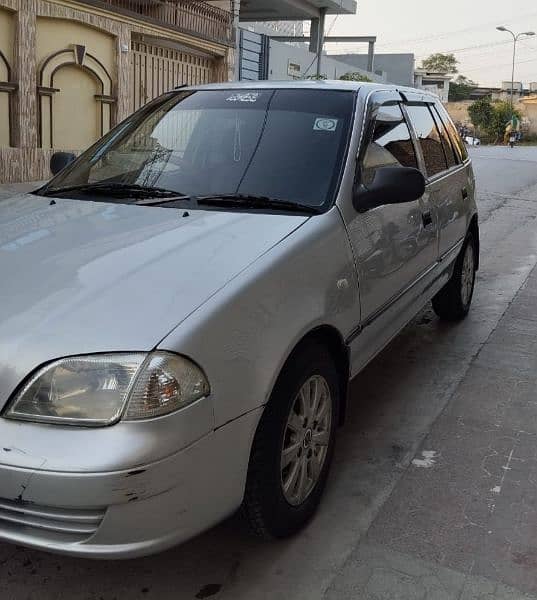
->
[0,182,44,200]
[326,262,537,599]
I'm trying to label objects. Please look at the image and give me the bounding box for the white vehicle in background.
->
[465,136,481,146]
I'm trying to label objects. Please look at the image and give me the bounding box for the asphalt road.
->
[2,146,537,600]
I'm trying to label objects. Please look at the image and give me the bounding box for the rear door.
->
[433,101,474,256]
[403,99,469,259]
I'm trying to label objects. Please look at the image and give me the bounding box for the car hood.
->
[0,194,308,407]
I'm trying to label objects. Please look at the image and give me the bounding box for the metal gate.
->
[131,39,215,111]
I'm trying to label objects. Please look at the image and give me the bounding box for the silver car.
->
[0,81,478,558]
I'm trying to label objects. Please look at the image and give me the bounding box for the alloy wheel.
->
[280,375,332,506]
[461,243,475,307]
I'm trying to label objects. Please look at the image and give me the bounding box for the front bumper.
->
[0,408,261,558]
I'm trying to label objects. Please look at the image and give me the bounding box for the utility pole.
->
[312,8,327,78]
[496,26,535,117]
[233,0,241,81]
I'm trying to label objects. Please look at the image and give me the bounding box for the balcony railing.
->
[77,0,234,45]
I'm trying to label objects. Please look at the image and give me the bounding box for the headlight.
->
[5,352,210,426]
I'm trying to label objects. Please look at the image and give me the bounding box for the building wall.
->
[331,53,415,86]
[419,82,449,103]
[0,0,233,183]
[245,20,304,37]
[36,17,116,150]
[0,7,14,147]
[267,40,384,82]
[0,7,13,59]
[445,100,473,125]
[520,99,537,135]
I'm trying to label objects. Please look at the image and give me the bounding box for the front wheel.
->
[432,233,477,321]
[242,343,339,539]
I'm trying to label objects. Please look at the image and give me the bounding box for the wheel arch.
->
[468,214,480,271]
[274,325,350,427]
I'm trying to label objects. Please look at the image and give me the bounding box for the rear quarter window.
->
[431,105,459,168]
[435,103,469,163]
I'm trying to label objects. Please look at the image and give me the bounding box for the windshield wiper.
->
[195,194,321,215]
[39,182,189,201]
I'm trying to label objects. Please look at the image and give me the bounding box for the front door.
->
[343,93,438,337]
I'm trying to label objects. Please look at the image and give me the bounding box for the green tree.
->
[468,98,494,132]
[490,100,521,141]
[339,72,373,82]
[421,53,458,74]
[449,75,478,101]
[468,98,521,142]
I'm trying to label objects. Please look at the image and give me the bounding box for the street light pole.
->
[496,26,536,116]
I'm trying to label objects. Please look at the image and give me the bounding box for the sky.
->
[326,0,537,87]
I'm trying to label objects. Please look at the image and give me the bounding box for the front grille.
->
[0,497,106,543]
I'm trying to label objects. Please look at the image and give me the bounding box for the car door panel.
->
[340,92,439,372]
[345,198,436,320]
[430,168,468,257]
[343,93,438,322]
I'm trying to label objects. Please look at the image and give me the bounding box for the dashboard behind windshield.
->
[42,88,356,210]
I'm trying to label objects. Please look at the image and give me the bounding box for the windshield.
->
[40,89,355,210]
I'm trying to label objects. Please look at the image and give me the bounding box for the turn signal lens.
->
[124,352,210,420]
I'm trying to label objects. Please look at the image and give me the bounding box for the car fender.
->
[158,207,361,430]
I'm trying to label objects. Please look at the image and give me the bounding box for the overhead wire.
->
[302,15,340,78]
[374,10,537,50]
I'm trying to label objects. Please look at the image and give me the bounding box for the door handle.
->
[462,187,469,200]
[422,211,433,228]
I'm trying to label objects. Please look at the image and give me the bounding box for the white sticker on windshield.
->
[226,92,260,103]
[314,117,338,132]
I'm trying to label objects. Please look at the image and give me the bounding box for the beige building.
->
[0,0,235,182]
[414,70,451,104]
[520,95,537,134]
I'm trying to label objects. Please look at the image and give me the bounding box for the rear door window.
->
[405,104,448,178]
[431,105,458,168]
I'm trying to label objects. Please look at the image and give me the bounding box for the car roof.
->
[183,80,441,103]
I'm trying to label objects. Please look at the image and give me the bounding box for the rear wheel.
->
[432,233,477,321]
[243,343,339,539]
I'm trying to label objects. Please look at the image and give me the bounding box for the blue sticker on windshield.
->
[314,117,338,132]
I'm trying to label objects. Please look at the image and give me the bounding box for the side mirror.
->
[50,152,76,176]
[353,166,426,213]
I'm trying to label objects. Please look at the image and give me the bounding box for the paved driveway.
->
[0,182,44,200]
[2,147,537,599]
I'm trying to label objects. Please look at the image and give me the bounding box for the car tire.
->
[242,342,340,540]
[432,233,477,321]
